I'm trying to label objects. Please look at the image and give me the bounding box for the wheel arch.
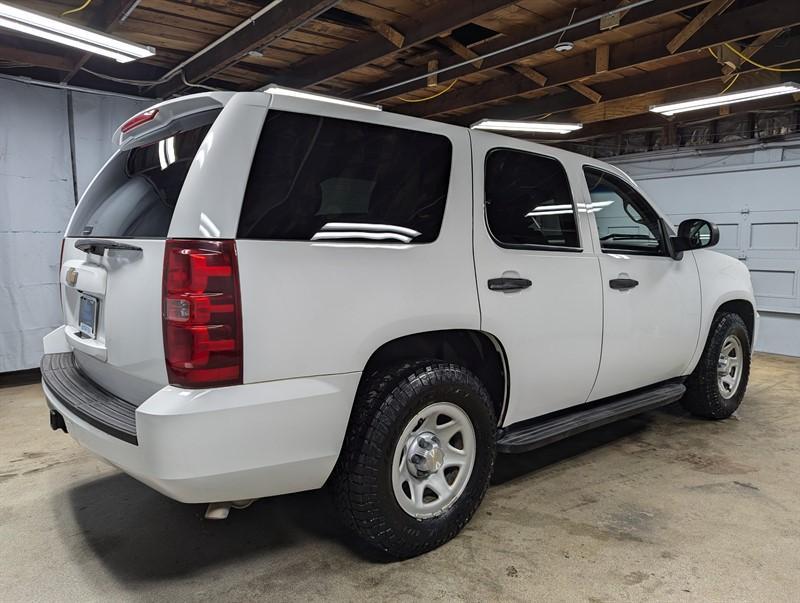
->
[358,329,510,425]
[715,299,756,342]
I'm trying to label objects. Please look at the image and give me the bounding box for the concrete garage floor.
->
[1,354,798,602]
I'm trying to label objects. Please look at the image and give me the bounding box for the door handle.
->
[609,278,639,290]
[488,277,532,292]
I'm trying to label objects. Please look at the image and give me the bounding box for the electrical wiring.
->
[723,42,800,72]
[61,0,92,17]
[720,72,740,94]
[398,79,458,102]
[80,67,221,92]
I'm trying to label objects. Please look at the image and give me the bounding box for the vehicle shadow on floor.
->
[60,406,684,582]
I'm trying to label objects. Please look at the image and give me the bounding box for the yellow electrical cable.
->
[398,79,458,102]
[708,46,719,60]
[723,42,800,72]
[719,72,740,95]
[61,0,92,16]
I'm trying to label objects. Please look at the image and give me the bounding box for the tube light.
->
[0,2,154,63]
[471,119,583,134]
[264,85,382,111]
[650,83,800,116]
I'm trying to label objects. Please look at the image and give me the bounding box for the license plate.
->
[79,295,98,339]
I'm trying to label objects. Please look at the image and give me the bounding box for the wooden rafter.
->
[666,0,734,54]
[63,0,141,83]
[396,0,800,119]
[510,64,547,87]
[452,33,800,126]
[569,82,602,104]
[438,36,483,69]
[370,21,405,48]
[352,0,711,102]
[152,0,340,97]
[721,29,785,78]
[274,0,517,89]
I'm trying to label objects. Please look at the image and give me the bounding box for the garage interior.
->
[1,0,799,599]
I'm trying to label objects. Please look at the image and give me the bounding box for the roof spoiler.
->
[112,91,234,150]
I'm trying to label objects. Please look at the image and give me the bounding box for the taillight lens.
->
[162,239,243,388]
[121,108,158,133]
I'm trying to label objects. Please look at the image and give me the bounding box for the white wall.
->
[611,140,800,357]
[0,77,149,371]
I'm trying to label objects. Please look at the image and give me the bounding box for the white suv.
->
[42,90,757,559]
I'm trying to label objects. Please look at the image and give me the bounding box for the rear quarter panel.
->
[232,98,480,382]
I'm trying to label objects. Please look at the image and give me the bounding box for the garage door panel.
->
[746,259,800,311]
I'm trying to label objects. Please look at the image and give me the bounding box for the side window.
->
[238,110,452,243]
[583,167,665,255]
[485,149,580,249]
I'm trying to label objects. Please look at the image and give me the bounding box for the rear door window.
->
[485,149,580,249]
[237,110,453,243]
[67,116,216,238]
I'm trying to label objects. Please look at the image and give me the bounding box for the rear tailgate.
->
[59,94,233,403]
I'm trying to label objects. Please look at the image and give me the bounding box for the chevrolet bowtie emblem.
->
[66,267,79,287]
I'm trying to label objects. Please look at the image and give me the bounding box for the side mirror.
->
[672,218,720,252]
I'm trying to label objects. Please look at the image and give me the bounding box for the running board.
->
[497,383,686,454]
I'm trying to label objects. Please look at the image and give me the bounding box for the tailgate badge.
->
[66,267,79,287]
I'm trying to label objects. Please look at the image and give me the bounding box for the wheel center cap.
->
[407,432,444,477]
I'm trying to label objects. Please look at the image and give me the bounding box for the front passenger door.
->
[583,167,701,400]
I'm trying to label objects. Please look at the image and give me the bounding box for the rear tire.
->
[333,361,496,559]
[681,312,751,419]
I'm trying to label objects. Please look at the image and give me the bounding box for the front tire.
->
[333,361,496,559]
[681,312,751,419]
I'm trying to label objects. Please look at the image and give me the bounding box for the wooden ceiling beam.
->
[0,44,75,72]
[666,0,733,54]
[401,0,800,119]
[438,36,484,69]
[273,0,516,89]
[553,94,798,141]
[721,29,784,79]
[63,0,141,83]
[153,0,340,98]
[352,0,711,102]
[451,33,800,126]
[370,21,405,49]
[569,82,602,104]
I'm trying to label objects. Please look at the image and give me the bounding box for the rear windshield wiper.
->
[75,239,143,255]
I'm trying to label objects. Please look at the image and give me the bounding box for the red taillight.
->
[121,108,158,133]
[162,239,243,388]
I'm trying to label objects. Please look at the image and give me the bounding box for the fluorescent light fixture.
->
[264,85,382,111]
[650,82,800,116]
[0,2,154,62]
[471,119,583,134]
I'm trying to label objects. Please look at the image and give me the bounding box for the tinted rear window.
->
[237,110,452,243]
[67,118,214,238]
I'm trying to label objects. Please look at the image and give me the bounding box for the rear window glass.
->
[67,118,214,238]
[237,110,452,243]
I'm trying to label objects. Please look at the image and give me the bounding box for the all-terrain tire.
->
[332,361,496,559]
[681,312,751,419]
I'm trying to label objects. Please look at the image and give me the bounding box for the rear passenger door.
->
[471,137,603,426]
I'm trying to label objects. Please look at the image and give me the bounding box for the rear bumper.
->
[42,352,360,503]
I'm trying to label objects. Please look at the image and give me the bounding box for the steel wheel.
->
[391,401,476,519]
[717,334,743,399]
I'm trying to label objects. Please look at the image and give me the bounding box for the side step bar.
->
[497,382,686,454]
